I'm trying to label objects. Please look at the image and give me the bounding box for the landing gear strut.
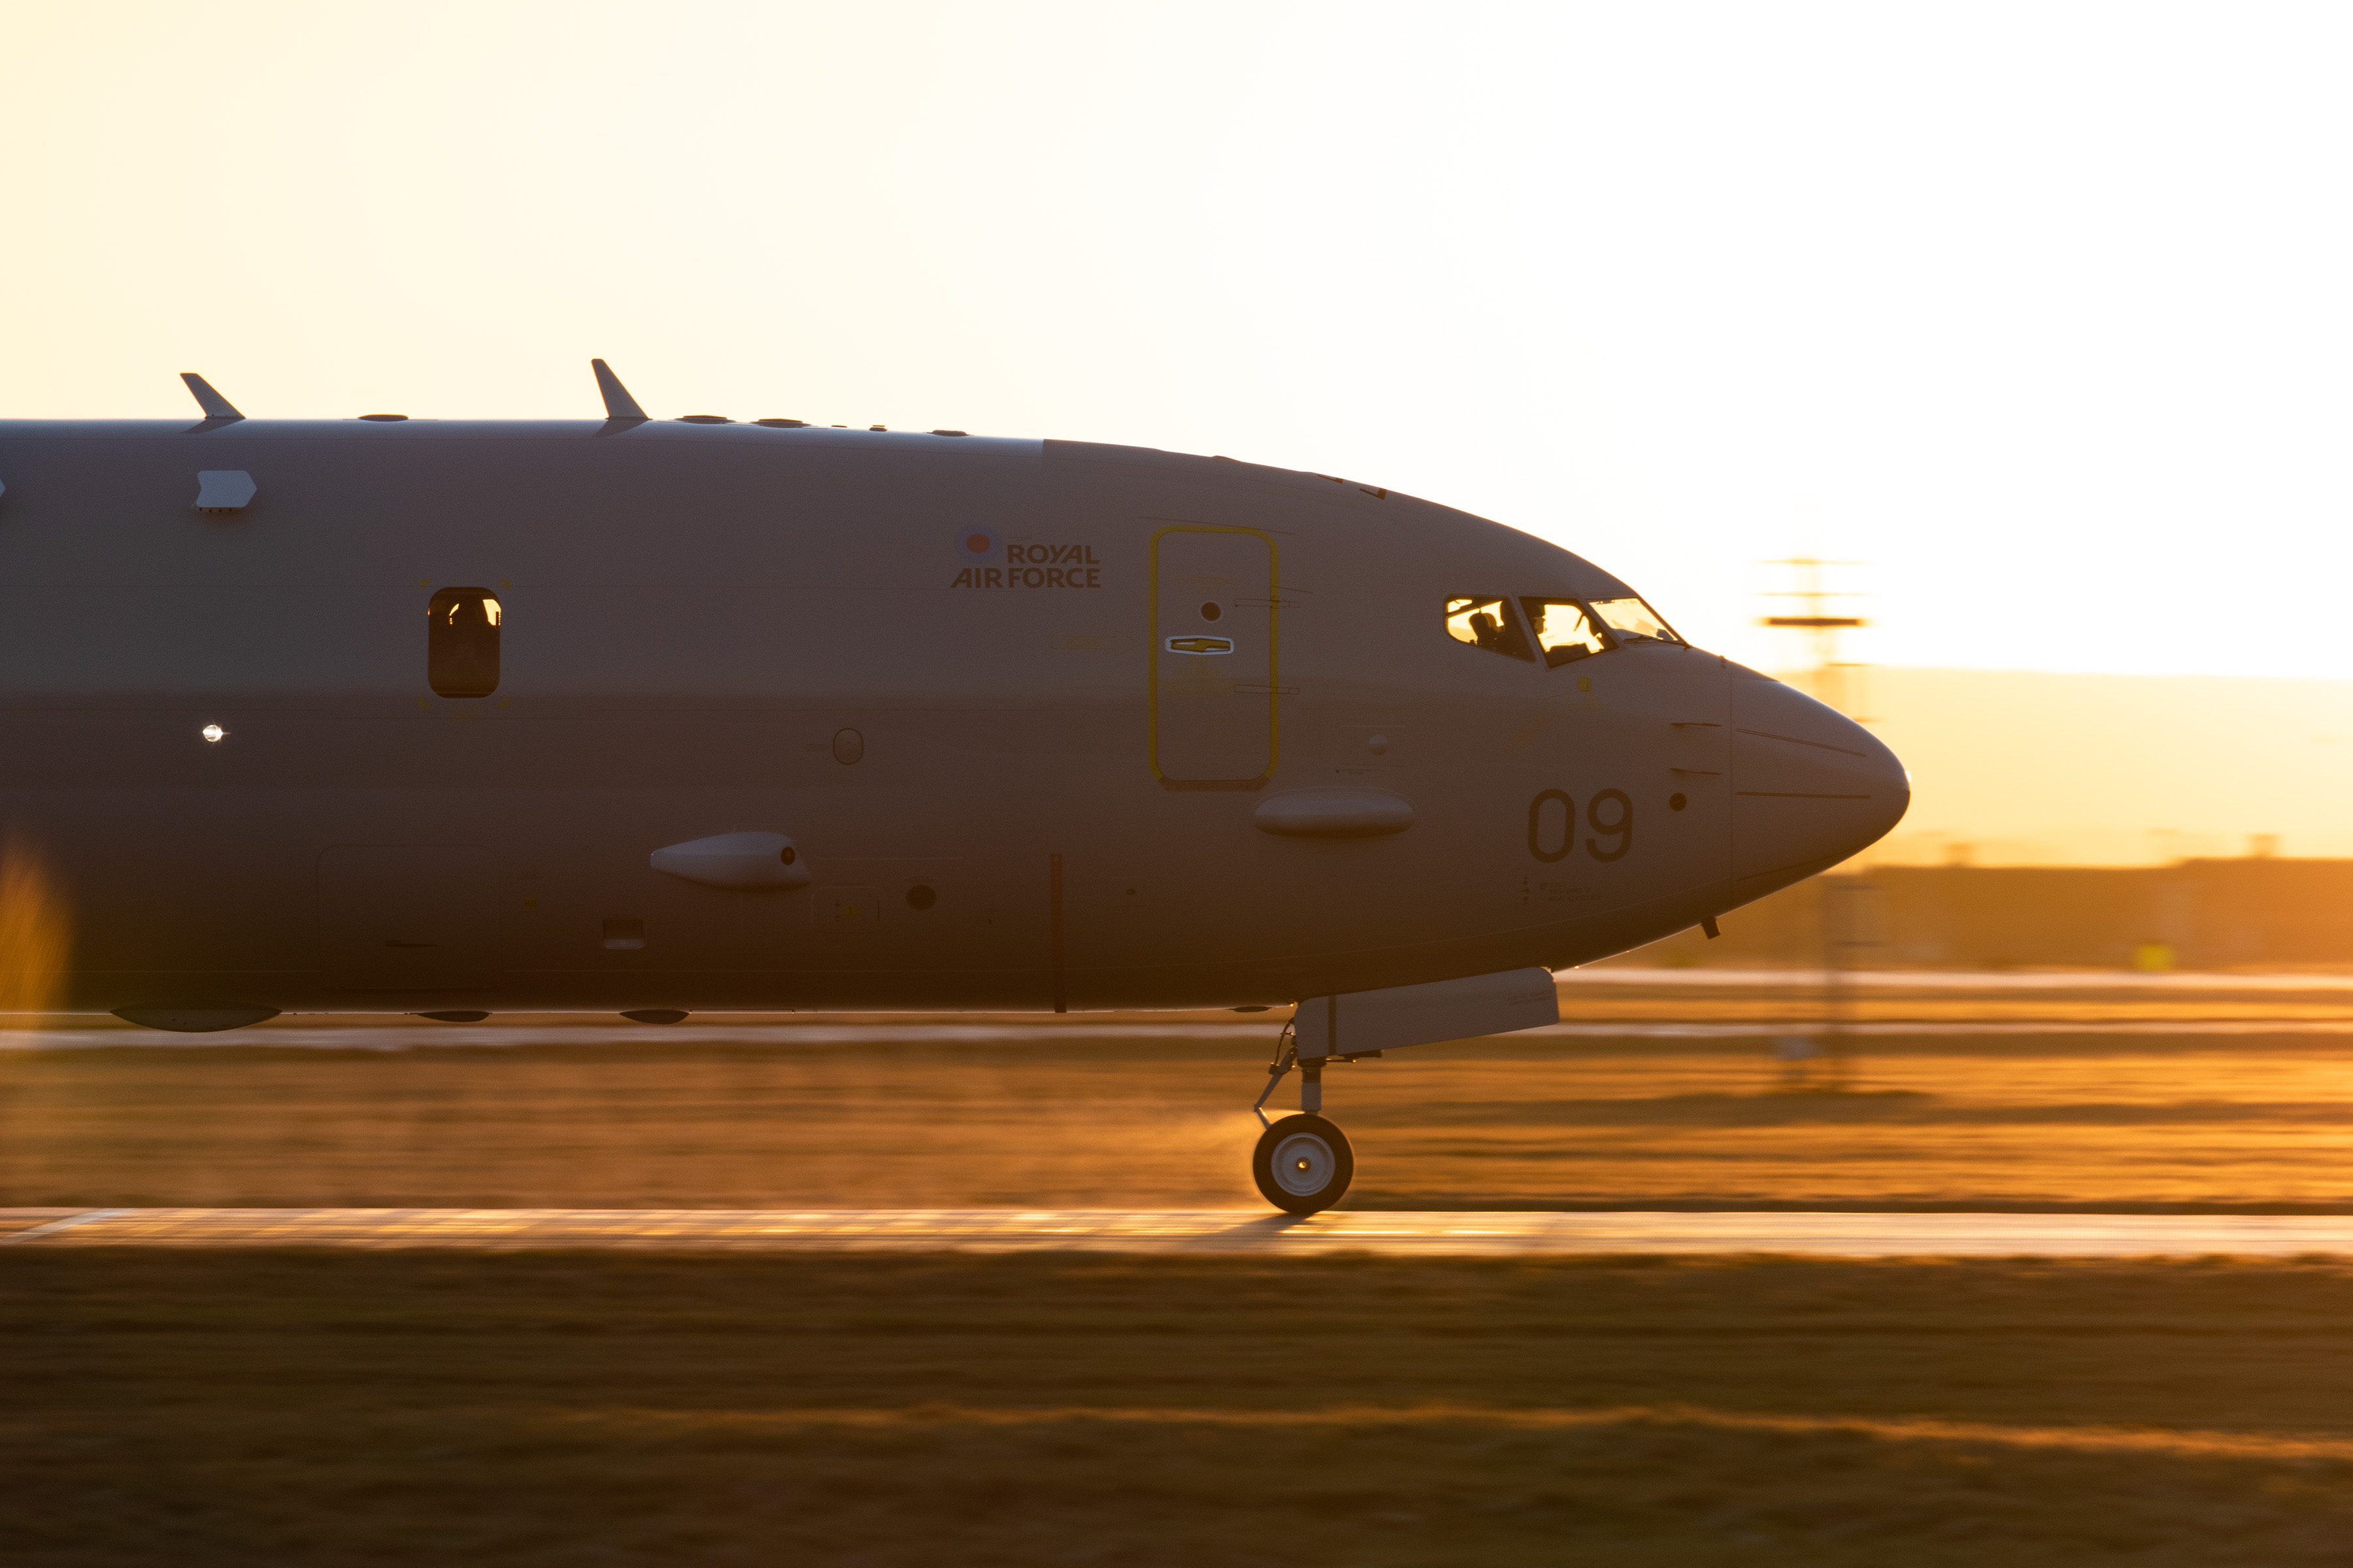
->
[1250,1023,1355,1214]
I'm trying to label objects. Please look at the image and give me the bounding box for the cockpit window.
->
[1588,595,1681,646]
[1518,599,1611,667]
[1444,596,1534,662]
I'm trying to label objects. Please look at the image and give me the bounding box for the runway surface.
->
[5,1207,2350,1256]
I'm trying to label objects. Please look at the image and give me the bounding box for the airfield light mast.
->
[1759,557,1873,1090]
[1760,556,1867,716]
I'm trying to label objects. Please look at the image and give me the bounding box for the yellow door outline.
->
[1147,524,1280,790]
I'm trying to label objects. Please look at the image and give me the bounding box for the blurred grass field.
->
[8,1250,2353,1566]
[1,998,2350,1212]
[8,978,2353,1564]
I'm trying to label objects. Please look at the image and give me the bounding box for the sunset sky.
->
[8,3,2352,693]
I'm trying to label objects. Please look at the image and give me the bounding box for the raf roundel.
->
[955,526,1001,563]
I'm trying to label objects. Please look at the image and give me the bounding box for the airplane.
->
[0,363,1909,1213]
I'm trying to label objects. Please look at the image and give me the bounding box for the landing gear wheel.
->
[1252,1114,1354,1215]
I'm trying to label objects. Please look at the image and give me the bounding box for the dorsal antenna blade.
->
[180,373,242,420]
[591,358,648,421]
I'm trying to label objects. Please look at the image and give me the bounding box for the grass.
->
[7,1023,2353,1562]
[4,1032,2352,1210]
[7,1250,2353,1565]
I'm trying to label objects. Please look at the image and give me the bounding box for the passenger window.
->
[1519,599,1612,667]
[1588,595,1682,646]
[427,587,503,698]
[1443,597,1534,662]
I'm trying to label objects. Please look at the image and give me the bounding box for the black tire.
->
[1252,1113,1354,1215]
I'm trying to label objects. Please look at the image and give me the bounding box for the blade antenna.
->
[180,373,242,421]
[591,358,648,421]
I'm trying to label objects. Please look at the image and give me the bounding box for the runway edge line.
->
[3,1209,2352,1258]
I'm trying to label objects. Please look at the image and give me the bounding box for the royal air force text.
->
[951,544,1102,590]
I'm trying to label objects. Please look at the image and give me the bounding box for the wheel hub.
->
[1270,1131,1336,1196]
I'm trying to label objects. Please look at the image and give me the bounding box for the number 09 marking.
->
[1527,790,1575,863]
[1527,788,1636,863]
[1586,788,1633,862]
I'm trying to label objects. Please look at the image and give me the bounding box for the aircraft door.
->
[1150,527,1278,788]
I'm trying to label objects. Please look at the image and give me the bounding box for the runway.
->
[5,1207,2350,1256]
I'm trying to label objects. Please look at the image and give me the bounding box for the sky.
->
[1858,667,2353,864]
[6,1,2353,682]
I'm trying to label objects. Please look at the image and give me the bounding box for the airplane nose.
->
[1729,666,1910,895]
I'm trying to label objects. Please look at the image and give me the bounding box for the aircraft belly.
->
[11,686,1729,1011]
[319,845,497,993]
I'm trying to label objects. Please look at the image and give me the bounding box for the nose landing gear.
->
[1250,1024,1356,1214]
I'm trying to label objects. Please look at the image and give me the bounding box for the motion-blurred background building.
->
[1616,665,2353,970]
[1624,854,2353,970]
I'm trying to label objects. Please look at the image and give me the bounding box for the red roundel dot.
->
[965,533,990,553]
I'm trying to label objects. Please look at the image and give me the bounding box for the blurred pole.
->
[1817,874,1877,1090]
[1761,558,1871,1091]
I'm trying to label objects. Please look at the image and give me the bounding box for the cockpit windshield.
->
[1444,593,1681,670]
[1444,596,1535,662]
[1518,599,1610,667]
[1588,596,1681,646]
